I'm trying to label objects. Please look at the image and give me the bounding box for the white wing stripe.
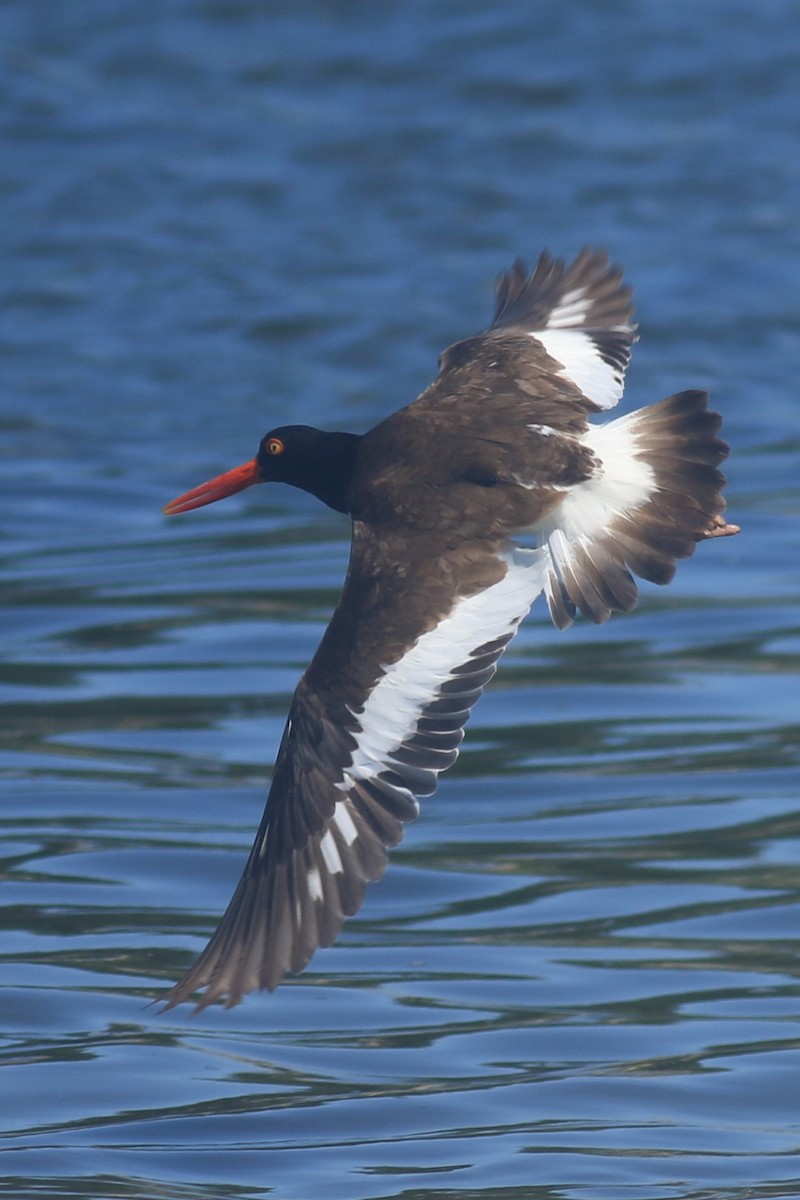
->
[545,287,593,329]
[319,828,344,874]
[332,799,359,845]
[533,328,624,410]
[340,548,548,791]
[307,865,324,902]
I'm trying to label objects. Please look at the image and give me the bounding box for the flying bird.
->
[162,249,739,1009]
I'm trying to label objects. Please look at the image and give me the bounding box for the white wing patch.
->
[319,827,344,874]
[307,865,324,902]
[533,328,625,411]
[340,546,549,796]
[331,799,359,844]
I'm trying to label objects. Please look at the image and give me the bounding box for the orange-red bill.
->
[162,458,262,515]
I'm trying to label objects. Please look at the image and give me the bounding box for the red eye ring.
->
[266,437,284,456]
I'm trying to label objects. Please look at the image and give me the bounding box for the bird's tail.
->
[537,390,739,630]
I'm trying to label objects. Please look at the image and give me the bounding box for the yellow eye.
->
[266,437,284,456]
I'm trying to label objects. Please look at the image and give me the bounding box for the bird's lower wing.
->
[161,537,548,1010]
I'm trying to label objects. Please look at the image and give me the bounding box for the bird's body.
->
[162,249,738,1009]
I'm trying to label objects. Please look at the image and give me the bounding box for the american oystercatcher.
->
[162,249,739,1009]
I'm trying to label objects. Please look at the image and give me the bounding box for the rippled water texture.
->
[1,3,799,1198]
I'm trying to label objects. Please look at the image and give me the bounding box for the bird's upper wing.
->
[409,247,636,432]
[162,527,548,1010]
[490,247,636,411]
[401,251,735,633]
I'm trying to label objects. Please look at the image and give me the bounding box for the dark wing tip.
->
[492,247,636,339]
[158,607,534,1011]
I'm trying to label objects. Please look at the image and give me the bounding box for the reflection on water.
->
[2,0,800,1196]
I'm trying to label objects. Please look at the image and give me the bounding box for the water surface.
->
[1,3,799,1198]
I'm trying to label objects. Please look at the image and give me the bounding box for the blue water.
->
[2,3,799,1198]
